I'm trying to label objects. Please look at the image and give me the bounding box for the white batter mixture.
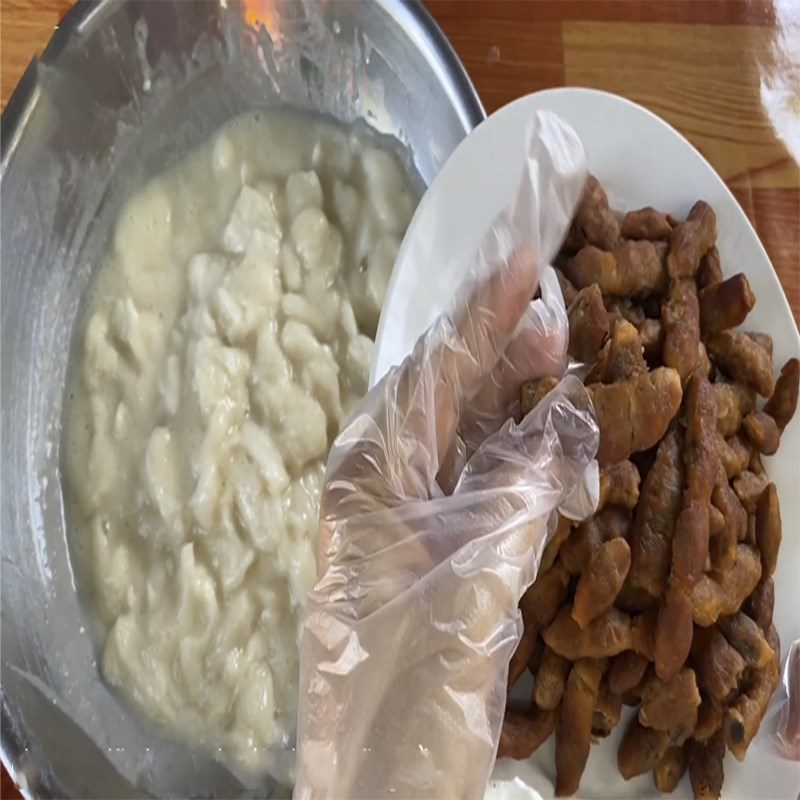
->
[65,109,418,773]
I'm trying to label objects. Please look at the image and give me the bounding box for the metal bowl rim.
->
[1,0,486,169]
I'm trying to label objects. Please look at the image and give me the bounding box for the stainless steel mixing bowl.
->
[0,1,483,796]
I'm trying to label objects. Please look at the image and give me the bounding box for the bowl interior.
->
[0,1,482,796]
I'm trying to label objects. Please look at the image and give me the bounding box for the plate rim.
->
[372,85,800,385]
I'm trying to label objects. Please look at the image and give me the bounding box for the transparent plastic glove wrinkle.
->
[295,111,597,799]
[762,638,800,761]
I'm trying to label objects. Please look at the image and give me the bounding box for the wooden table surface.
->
[1,0,798,796]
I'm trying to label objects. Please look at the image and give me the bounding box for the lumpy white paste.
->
[65,109,418,772]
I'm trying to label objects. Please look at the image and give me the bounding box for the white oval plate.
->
[372,87,800,799]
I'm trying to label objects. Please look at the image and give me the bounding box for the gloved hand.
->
[294,112,599,799]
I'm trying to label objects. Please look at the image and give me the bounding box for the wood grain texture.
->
[0,1,798,796]
[562,21,797,189]
[1,768,20,800]
[427,0,779,27]
[0,0,71,110]
[433,17,564,112]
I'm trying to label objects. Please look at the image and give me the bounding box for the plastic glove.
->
[763,639,800,761]
[294,111,598,799]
